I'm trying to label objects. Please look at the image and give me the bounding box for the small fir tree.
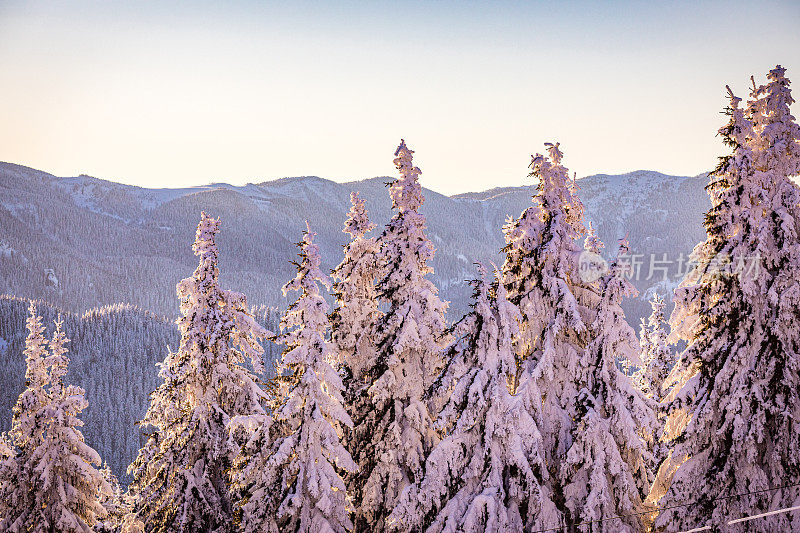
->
[638,294,673,404]
[330,191,381,402]
[2,308,109,532]
[264,222,356,533]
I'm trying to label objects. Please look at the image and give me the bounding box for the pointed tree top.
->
[725,85,741,107]
[526,141,586,236]
[584,222,604,255]
[529,141,565,174]
[473,262,490,302]
[390,139,424,213]
[284,220,330,296]
[768,64,787,81]
[301,220,324,273]
[545,141,563,165]
[48,315,70,385]
[344,191,375,238]
[192,211,220,263]
[23,301,48,389]
[394,138,411,157]
[650,292,665,311]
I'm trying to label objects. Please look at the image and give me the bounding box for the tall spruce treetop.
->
[749,65,800,178]
[331,191,381,390]
[12,303,50,458]
[264,222,356,533]
[560,239,656,532]
[656,73,800,531]
[375,139,448,391]
[502,143,593,465]
[389,266,560,533]
[502,142,589,362]
[128,212,268,533]
[349,140,447,532]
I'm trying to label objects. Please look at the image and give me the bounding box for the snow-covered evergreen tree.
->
[501,142,588,364]
[501,143,592,475]
[0,303,49,530]
[389,265,559,532]
[748,65,800,178]
[127,212,269,533]
[637,294,673,403]
[501,145,655,531]
[1,308,109,532]
[560,239,656,532]
[97,461,127,532]
[260,222,356,533]
[349,140,448,532]
[656,72,800,531]
[33,317,110,532]
[584,222,604,256]
[331,191,381,399]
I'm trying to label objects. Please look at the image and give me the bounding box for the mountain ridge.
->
[0,160,711,326]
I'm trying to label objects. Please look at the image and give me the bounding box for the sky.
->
[1,1,799,195]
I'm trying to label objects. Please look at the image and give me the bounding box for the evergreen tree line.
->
[0,65,798,532]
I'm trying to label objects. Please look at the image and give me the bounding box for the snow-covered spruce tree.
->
[97,461,127,532]
[260,222,356,533]
[560,239,656,533]
[0,302,48,530]
[30,317,110,532]
[331,191,381,400]
[389,265,559,533]
[127,212,269,533]
[501,142,589,366]
[655,77,800,531]
[501,144,655,530]
[747,65,800,178]
[500,144,593,498]
[637,294,673,404]
[1,309,109,532]
[349,140,448,532]
[747,65,800,363]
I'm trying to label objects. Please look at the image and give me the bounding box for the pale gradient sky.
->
[1,1,799,195]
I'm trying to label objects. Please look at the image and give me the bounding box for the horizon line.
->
[0,159,708,198]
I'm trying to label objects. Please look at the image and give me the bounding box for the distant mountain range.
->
[0,161,712,326]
